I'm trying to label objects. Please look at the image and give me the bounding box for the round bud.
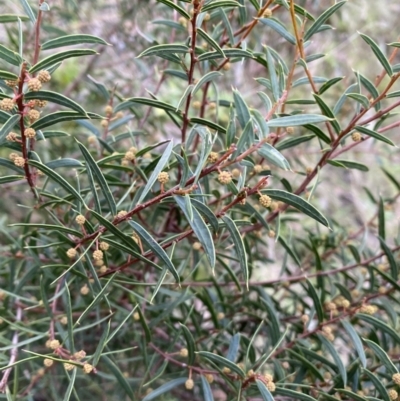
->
[83,363,94,374]
[392,373,400,385]
[104,105,113,115]
[218,171,232,185]
[133,312,140,321]
[49,339,60,350]
[75,215,86,225]
[124,151,135,161]
[157,171,169,184]
[351,131,362,142]
[185,379,194,390]
[64,362,75,371]
[27,78,42,91]
[178,16,187,27]
[253,164,263,173]
[259,194,272,208]
[263,8,272,18]
[117,210,128,218]
[92,250,104,260]
[60,316,68,325]
[28,109,40,122]
[306,167,313,175]
[286,127,294,134]
[44,358,54,367]
[66,248,77,258]
[6,132,18,142]
[204,13,211,21]
[266,382,276,392]
[301,314,309,324]
[389,390,398,400]
[204,373,214,383]
[37,70,51,83]
[99,241,109,251]
[222,62,231,71]
[88,135,97,145]
[192,100,201,109]
[217,312,225,320]
[34,99,47,108]
[0,98,15,111]
[231,168,241,178]
[24,128,36,139]
[80,284,89,295]
[99,265,107,274]
[268,230,275,238]
[207,152,219,163]
[5,79,18,87]
[192,242,202,250]
[179,348,188,357]
[13,157,25,167]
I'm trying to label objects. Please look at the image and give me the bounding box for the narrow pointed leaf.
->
[174,195,215,268]
[354,126,396,146]
[62,368,77,401]
[274,388,317,401]
[363,338,398,375]
[266,47,279,101]
[341,319,367,368]
[362,369,390,401]
[156,0,190,18]
[267,114,331,127]
[221,215,248,288]
[102,356,135,399]
[197,351,245,378]
[28,160,84,203]
[143,378,187,401]
[0,114,20,142]
[192,71,222,95]
[128,220,179,282]
[197,28,225,58]
[0,70,18,80]
[259,18,296,45]
[233,89,251,129]
[305,279,324,323]
[201,375,214,401]
[275,134,314,151]
[24,91,87,115]
[261,189,329,227]
[115,97,178,113]
[137,44,189,58]
[378,237,398,280]
[77,140,117,215]
[0,14,29,23]
[0,44,23,66]
[257,143,291,170]
[180,323,196,365]
[256,380,275,401]
[0,175,24,184]
[138,140,173,203]
[304,1,346,41]
[359,33,393,77]
[29,49,98,73]
[31,111,93,130]
[201,0,242,12]
[41,34,109,50]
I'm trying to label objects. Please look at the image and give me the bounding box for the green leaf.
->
[287,349,325,380]
[143,378,187,401]
[138,140,173,203]
[197,28,225,58]
[62,367,77,401]
[304,1,346,41]
[262,189,329,227]
[180,323,196,365]
[201,375,214,401]
[45,158,83,169]
[41,34,109,50]
[318,77,344,95]
[77,140,117,216]
[275,134,314,151]
[355,72,381,111]
[29,49,98,73]
[190,117,226,133]
[260,296,280,344]
[327,159,369,171]
[28,160,85,203]
[346,93,370,109]
[274,387,317,401]
[31,111,91,130]
[266,47,280,101]
[259,18,296,45]
[197,351,245,378]
[304,124,331,144]
[24,90,87,115]
[128,220,179,283]
[190,198,219,234]
[192,71,222,95]
[359,33,393,77]
[257,143,291,171]
[362,369,390,401]
[342,319,367,368]
[267,114,331,127]
[233,89,251,129]
[0,114,20,142]
[92,320,111,366]
[335,389,367,401]
[137,44,189,58]
[313,94,341,133]
[354,125,396,146]
[102,356,135,399]
[0,70,18,80]
[363,338,398,375]
[9,223,82,237]
[0,175,24,184]
[0,44,23,66]
[198,48,253,61]
[115,97,178,114]
[19,0,36,23]
[0,157,24,174]
[305,279,324,323]
[0,14,29,23]
[156,0,190,19]
[318,334,347,387]
[378,237,398,280]
[278,237,301,266]
[221,215,248,289]
[256,380,275,401]
[174,195,215,268]
[201,0,242,13]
